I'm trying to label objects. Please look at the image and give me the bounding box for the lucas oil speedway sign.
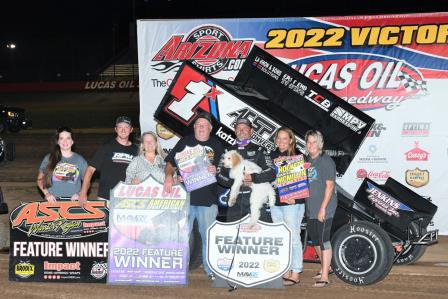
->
[9,201,108,282]
[138,14,448,234]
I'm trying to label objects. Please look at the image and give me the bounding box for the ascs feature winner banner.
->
[138,13,448,234]
[9,201,109,282]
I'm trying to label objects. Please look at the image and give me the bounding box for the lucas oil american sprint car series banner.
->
[108,176,189,285]
[137,13,448,234]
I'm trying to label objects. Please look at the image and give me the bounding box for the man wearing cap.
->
[79,116,139,201]
[217,117,276,222]
[163,112,224,281]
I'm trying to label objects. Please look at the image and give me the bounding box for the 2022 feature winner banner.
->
[175,144,216,192]
[109,176,189,285]
[138,14,448,233]
[207,215,291,287]
[9,201,109,282]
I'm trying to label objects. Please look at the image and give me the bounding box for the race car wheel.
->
[332,221,394,285]
[394,223,427,265]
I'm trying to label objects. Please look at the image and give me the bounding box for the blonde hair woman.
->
[270,127,305,286]
[125,131,166,184]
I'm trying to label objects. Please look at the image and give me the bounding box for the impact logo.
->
[152,25,253,74]
[405,142,429,161]
[366,182,413,218]
[289,53,427,111]
[91,262,107,279]
[15,261,35,278]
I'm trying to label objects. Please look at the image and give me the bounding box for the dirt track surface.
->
[1,96,447,298]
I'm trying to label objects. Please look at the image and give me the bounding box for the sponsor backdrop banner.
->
[108,177,189,285]
[137,14,448,234]
[9,201,109,282]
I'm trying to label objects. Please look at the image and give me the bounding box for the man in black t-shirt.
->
[163,112,224,280]
[79,116,138,201]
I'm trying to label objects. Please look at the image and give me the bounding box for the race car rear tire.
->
[332,221,394,285]
[189,219,202,271]
[394,223,427,265]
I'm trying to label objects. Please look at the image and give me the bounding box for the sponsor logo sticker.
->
[330,106,367,132]
[356,168,390,181]
[15,261,35,278]
[358,144,388,164]
[156,123,175,140]
[290,53,427,111]
[152,25,253,74]
[263,259,280,273]
[405,168,429,188]
[91,262,107,279]
[402,122,430,137]
[367,123,387,137]
[366,182,413,218]
[405,142,429,161]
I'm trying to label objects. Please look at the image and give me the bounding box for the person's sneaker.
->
[207,272,216,281]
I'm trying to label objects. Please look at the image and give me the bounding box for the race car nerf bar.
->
[411,229,438,245]
[154,46,375,175]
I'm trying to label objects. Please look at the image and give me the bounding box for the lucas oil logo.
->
[289,53,427,111]
[152,25,253,74]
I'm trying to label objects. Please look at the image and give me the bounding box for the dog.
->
[222,150,276,226]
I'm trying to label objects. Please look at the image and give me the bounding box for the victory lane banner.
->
[108,175,189,285]
[175,144,216,192]
[207,215,291,288]
[274,155,309,203]
[9,200,109,283]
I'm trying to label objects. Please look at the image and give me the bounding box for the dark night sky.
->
[0,0,447,83]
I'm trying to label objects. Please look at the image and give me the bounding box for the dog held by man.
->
[222,150,276,226]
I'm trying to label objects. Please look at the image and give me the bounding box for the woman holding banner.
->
[305,129,337,288]
[125,131,166,184]
[270,127,307,286]
[37,127,88,202]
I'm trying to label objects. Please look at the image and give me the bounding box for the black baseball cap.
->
[234,117,252,128]
[195,112,212,124]
[115,116,132,126]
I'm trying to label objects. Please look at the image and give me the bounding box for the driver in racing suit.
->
[217,117,276,222]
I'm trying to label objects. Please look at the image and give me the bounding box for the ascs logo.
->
[152,25,253,74]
